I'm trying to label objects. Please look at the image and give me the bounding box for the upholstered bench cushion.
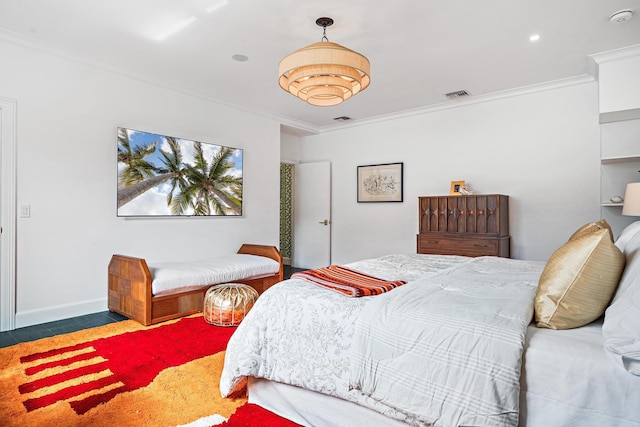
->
[149,254,280,296]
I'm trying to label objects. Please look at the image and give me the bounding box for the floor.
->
[0,310,129,349]
[0,265,306,349]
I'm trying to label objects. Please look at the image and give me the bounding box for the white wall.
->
[0,36,605,327]
[280,130,303,163]
[283,82,602,263]
[0,39,281,327]
[597,48,640,120]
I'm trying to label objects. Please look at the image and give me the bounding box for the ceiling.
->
[1,0,639,134]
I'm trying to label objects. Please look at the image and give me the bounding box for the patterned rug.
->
[0,315,299,426]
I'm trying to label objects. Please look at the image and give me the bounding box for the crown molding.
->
[0,29,305,129]
[0,28,599,137]
[311,74,596,134]
[589,44,640,64]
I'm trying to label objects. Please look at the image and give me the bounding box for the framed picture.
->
[450,180,465,195]
[117,127,243,217]
[357,162,403,202]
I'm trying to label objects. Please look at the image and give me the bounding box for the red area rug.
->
[0,315,299,426]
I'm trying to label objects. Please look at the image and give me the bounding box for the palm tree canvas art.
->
[117,128,243,216]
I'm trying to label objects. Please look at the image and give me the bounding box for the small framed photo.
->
[450,180,465,195]
[357,162,403,203]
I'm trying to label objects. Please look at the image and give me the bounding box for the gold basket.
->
[203,283,259,326]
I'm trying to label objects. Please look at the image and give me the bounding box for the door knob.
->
[319,219,330,225]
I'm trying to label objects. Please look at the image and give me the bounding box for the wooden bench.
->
[108,244,283,325]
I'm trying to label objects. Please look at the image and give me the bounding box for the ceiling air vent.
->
[333,116,351,121]
[446,90,470,100]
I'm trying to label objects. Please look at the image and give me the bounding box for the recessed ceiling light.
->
[232,54,249,62]
[609,9,633,23]
[529,34,541,42]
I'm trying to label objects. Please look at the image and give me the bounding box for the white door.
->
[293,161,331,269]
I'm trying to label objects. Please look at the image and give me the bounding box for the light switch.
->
[20,205,30,218]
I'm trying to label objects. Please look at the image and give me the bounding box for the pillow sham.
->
[614,221,640,253]
[535,227,625,330]
[568,219,614,242]
[603,221,640,375]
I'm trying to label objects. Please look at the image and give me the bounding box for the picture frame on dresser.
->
[357,162,403,203]
[450,180,465,195]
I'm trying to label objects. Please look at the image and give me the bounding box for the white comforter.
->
[220,254,544,427]
[350,257,541,426]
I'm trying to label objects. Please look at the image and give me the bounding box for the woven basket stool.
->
[203,283,259,326]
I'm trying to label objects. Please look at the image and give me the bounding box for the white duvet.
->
[220,254,544,427]
[350,257,541,426]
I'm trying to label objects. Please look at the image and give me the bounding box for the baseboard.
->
[14,298,108,329]
[283,257,291,266]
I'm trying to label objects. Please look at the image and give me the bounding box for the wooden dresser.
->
[417,194,510,257]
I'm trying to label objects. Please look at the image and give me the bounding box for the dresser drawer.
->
[418,194,509,235]
[417,234,510,257]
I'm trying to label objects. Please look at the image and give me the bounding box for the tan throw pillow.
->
[568,219,614,242]
[535,227,625,329]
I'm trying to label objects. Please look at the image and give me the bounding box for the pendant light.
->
[278,17,370,107]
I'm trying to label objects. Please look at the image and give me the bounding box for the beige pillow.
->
[568,219,614,242]
[535,227,625,329]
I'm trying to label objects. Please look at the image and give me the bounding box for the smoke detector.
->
[610,10,633,23]
[333,116,351,121]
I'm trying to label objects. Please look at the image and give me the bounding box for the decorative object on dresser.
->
[417,194,510,257]
[459,185,473,195]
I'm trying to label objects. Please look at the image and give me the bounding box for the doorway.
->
[280,161,332,270]
[292,161,331,269]
[0,97,17,331]
[279,163,293,266]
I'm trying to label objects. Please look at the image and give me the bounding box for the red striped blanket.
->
[291,265,406,297]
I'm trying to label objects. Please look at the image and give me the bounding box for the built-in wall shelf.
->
[600,119,640,238]
[594,47,640,238]
[601,155,640,164]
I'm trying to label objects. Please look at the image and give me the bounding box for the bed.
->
[107,244,283,326]
[220,221,640,427]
